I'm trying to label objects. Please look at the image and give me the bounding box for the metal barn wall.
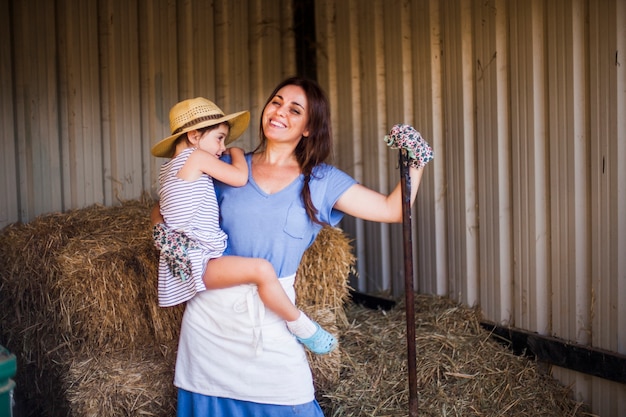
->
[315,0,625,415]
[0,0,296,226]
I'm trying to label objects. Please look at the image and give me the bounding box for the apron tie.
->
[234,285,266,356]
[247,287,265,356]
[232,274,296,357]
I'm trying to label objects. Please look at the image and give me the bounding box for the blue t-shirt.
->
[215,153,356,277]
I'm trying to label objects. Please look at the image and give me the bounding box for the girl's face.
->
[262,84,310,144]
[196,123,229,157]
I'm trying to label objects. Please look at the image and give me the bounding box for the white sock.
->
[286,312,317,339]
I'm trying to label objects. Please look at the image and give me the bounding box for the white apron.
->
[173,274,315,405]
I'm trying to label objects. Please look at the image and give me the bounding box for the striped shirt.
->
[157,147,227,307]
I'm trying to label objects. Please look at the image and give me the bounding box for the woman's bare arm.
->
[333,166,424,223]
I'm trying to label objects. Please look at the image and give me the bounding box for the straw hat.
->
[151,97,250,158]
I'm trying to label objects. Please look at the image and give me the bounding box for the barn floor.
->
[317,295,592,417]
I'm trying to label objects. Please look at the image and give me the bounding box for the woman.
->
[152,76,431,416]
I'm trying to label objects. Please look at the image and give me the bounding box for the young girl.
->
[151,97,336,355]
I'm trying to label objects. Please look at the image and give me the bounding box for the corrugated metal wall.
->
[1,0,625,415]
[0,0,296,225]
[315,0,626,415]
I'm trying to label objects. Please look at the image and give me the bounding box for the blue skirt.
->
[177,389,325,417]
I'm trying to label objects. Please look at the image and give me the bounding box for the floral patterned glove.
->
[152,223,198,282]
[384,124,433,168]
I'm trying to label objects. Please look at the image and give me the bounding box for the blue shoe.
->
[297,322,338,355]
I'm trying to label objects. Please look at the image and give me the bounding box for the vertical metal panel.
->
[473,0,514,322]
[587,0,626,415]
[573,0,592,400]
[99,0,144,204]
[138,0,180,196]
[572,0,591,347]
[440,0,464,302]
[57,0,103,208]
[344,0,367,292]
[589,0,619,352]
[382,0,411,294]
[0,0,18,226]
[545,0,593,356]
[438,0,480,306]
[357,0,393,291]
[179,0,215,96]
[215,0,250,115]
[248,0,296,149]
[323,0,366,290]
[509,0,551,335]
[529,0,551,338]
[426,0,449,297]
[617,1,626,414]
[494,0,513,324]
[460,0,479,308]
[316,0,371,292]
[12,0,62,220]
[547,0,573,340]
[617,0,626,365]
[120,1,143,200]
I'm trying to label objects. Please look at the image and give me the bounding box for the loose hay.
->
[0,200,589,417]
[318,296,591,417]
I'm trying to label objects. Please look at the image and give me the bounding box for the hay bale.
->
[53,223,181,350]
[0,199,355,417]
[0,199,183,416]
[296,226,356,392]
[296,226,355,311]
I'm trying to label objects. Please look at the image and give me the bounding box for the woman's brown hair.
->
[255,76,333,224]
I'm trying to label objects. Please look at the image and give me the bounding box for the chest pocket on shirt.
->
[283,203,308,239]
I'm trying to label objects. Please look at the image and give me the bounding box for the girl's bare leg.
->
[203,255,301,321]
[203,255,338,354]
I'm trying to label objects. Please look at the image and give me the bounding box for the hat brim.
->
[151,110,250,158]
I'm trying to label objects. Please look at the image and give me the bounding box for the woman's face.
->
[262,84,310,145]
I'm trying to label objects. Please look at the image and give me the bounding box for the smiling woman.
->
[159,76,430,416]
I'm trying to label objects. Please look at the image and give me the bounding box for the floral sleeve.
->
[152,223,198,282]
